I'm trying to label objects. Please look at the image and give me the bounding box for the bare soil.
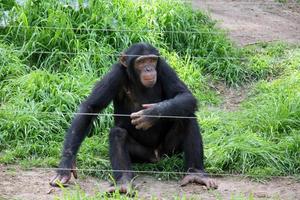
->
[209,81,253,111]
[192,0,300,46]
[0,165,299,200]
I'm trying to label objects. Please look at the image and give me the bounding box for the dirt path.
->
[192,0,300,46]
[0,165,299,200]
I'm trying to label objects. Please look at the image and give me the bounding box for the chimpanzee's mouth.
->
[145,78,155,82]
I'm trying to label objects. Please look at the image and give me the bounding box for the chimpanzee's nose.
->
[145,66,152,72]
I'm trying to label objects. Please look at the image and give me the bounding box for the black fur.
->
[57,43,205,181]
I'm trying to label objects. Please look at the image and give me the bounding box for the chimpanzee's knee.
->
[109,127,128,144]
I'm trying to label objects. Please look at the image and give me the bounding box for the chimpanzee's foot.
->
[50,161,77,187]
[107,183,133,194]
[180,170,218,189]
[107,177,136,194]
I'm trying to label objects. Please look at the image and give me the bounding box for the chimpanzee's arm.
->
[153,60,198,117]
[58,64,125,171]
[130,60,197,131]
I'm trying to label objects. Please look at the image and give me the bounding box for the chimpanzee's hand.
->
[130,103,158,130]
[49,161,77,187]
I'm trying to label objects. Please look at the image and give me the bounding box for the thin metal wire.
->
[194,0,300,4]
[2,22,300,34]
[2,166,297,179]
[0,48,245,60]
[2,25,221,34]
[0,109,198,119]
[197,2,300,5]
[6,0,300,6]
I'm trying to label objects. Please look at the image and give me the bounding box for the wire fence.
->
[1,166,298,179]
[7,0,300,5]
[0,24,248,61]
[194,1,300,5]
[0,109,198,119]
[1,24,299,34]
[1,25,223,34]
[0,48,248,61]
[1,0,299,181]
[0,108,298,179]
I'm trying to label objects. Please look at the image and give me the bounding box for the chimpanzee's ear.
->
[119,54,127,68]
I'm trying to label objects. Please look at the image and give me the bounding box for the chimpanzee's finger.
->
[135,121,147,130]
[209,179,218,189]
[72,169,78,179]
[119,185,128,194]
[131,117,143,126]
[142,123,152,130]
[130,110,143,119]
[192,176,218,190]
[107,186,116,193]
[72,162,78,179]
[207,180,214,189]
[50,174,71,187]
[49,174,61,186]
[180,175,211,187]
[135,124,142,130]
[194,176,206,185]
[180,176,192,187]
[60,175,71,185]
[142,103,156,109]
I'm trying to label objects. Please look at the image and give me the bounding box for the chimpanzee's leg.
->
[108,127,157,193]
[160,119,203,167]
[182,118,204,171]
[109,127,133,183]
[161,119,218,189]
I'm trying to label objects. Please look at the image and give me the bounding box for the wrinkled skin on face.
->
[134,55,158,88]
[120,54,158,88]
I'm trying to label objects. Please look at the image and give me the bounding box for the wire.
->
[2,25,221,34]
[193,0,300,4]
[0,48,246,60]
[0,109,198,119]
[2,166,297,179]
[9,0,300,6]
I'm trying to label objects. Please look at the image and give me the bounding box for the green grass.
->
[0,0,300,199]
[51,180,259,200]
[56,187,162,200]
[55,187,257,200]
[201,47,300,176]
[0,0,249,84]
[276,0,300,3]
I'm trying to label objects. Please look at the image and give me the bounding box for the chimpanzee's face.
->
[134,55,158,88]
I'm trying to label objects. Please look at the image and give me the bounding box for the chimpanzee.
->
[50,43,218,193]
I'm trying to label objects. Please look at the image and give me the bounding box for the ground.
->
[0,165,299,200]
[193,0,300,46]
[1,0,300,199]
